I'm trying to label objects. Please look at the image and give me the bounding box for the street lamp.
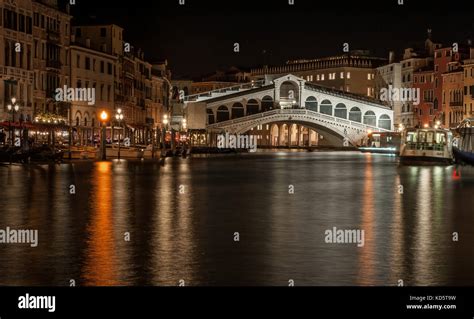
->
[162,114,169,151]
[6,98,20,146]
[115,108,124,160]
[100,111,108,161]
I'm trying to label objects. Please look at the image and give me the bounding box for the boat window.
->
[418,131,426,143]
[426,132,434,144]
[407,132,416,143]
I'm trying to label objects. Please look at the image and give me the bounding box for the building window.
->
[347,72,351,79]
[100,28,107,37]
[340,72,344,79]
[85,57,91,70]
[100,61,105,73]
[107,63,112,75]
[76,54,80,68]
[76,28,82,37]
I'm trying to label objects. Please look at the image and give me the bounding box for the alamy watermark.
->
[325,227,365,248]
[0,227,38,247]
[55,85,96,106]
[380,85,420,106]
[217,133,257,152]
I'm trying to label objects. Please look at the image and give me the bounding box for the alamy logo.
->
[217,133,257,152]
[0,227,38,247]
[325,227,365,248]
[380,85,420,106]
[55,85,96,106]
[18,294,55,313]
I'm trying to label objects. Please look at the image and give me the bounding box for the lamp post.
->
[6,98,20,146]
[115,108,124,160]
[100,111,108,161]
[162,114,169,151]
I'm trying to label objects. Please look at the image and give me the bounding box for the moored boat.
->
[453,118,474,165]
[400,127,453,165]
[359,131,401,155]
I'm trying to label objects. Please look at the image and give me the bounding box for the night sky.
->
[65,0,474,79]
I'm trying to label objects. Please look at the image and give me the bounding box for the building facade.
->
[251,51,387,98]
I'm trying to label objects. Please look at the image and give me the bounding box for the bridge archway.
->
[305,96,318,112]
[232,103,244,119]
[335,103,347,119]
[363,111,376,126]
[262,96,274,112]
[349,107,362,122]
[320,100,333,116]
[379,114,391,130]
[246,99,259,115]
[207,109,215,124]
[216,106,230,122]
[280,81,300,107]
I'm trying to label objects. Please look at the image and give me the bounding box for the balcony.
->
[449,101,463,108]
[46,60,62,69]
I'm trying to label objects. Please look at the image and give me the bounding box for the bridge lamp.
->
[163,114,169,126]
[424,124,429,129]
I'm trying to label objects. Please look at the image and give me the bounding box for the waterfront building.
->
[375,52,403,127]
[442,66,464,128]
[413,68,436,127]
[1,0,71,124]
[463,48,474,122]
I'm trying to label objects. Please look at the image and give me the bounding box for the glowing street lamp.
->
[115,109,124,160]
[100,111,109,161]
[7,97,20,146]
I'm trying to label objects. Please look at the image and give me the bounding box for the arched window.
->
[320,100,333,116]
[363,111,377,127]
[76,117,80,127]
[334,103,347,119]
[349,107,362,122]
[232,103,244,119]
[379,114,392,130]
[434,98,439,110]
[247,99,259,115]
[216,106,230,122]
[305,96,318,112]
[84,118,88,127]
[261,96,274,112]
[91,118,95,128]
[207,109,215,125]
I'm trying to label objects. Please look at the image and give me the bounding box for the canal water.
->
[0,151,473,286]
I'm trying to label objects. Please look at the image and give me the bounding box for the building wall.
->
[1,0,71,123]
[375,63,402,126]
[463,53,474,122]
[413,71,435,127]
[442,71,464,127]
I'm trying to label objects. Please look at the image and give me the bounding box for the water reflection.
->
[0,153,473,286]
[82,162,120,285]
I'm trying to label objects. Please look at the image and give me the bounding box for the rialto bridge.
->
[184,74,394,147]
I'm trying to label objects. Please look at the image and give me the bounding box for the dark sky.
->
[65,0,474,79]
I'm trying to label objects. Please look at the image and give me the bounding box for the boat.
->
[452,118,474,165]
[359,131,401,155]
[64,146,98,160]
[106,145,145,159]
[399,127,453,165]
